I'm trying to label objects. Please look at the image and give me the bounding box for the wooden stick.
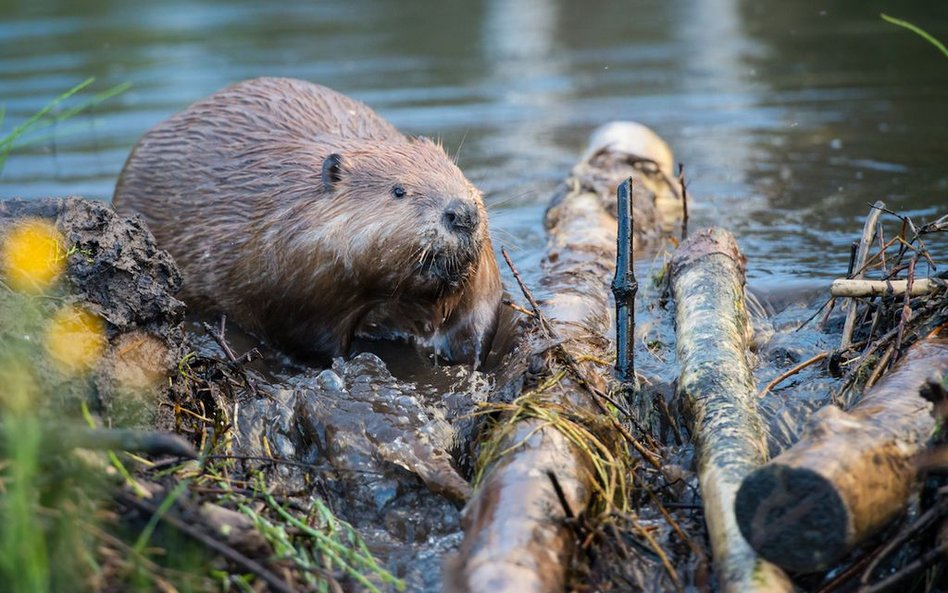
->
[670,228,793,593]
[678,163,689,242]
[830,277,937,298]
[841,201,886,348]
[611,177,637,386]
[756,351,829,398]
[736,328,948,572]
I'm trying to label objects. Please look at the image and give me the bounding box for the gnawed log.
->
[670,228,793,593]
[735,327,948,573]
[448,122,676,593]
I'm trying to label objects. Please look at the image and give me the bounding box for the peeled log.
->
[670,228,793,593]
[830,278,937,298]
[735,330,948,572]
[449,122,677,593]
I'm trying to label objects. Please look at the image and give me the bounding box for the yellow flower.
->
[1,218,66,294]
[45,305,106,375]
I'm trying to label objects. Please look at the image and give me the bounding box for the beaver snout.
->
[442,199,479,235]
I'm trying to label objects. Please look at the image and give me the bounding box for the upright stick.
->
[611,177,637,386]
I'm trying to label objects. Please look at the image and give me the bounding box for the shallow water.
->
[1,0,946,288]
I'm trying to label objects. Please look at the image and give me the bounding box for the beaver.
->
[113,77,503,365]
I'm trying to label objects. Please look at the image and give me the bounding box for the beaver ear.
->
[321,153,343,191]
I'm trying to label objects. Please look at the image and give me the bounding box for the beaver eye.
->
[392,185,407,199]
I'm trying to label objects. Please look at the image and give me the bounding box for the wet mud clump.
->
[0,197,184,428]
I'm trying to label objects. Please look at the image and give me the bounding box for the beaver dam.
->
[0,112,946,593]
[2,3,948,590]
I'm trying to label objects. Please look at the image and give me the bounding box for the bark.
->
[448,122,674,593]
[670,228,793,593]
[735,329,948,572]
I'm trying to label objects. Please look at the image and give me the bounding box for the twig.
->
[872,202,938,271]
[0,426,196,459]
[813,546,886,593]
[793,296,833,332]
[842,201,886,348]
[630,513,684,593]
[858,539,948,593]
[678,163,689,242]
[756,351,830,398]
[119,492,294,593]
[546,470,576,520]
[203,316,261,398]
[611,177,637,387]
[832,297,946,404]
[848,241,859,276]
[500,247,662,469]
[202,453,382,475]
[892,257,917,360]
[859,496,948,587]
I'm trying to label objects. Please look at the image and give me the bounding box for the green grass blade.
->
[0,77,95,151]
[132,479,190,554]
[0,78,129,174]
[881,13,948,59]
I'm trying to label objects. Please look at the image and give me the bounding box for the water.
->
[2,0,946,286]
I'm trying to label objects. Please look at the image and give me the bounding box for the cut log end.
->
[736,465,849,573]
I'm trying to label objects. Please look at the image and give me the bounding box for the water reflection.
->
[0,0,945,284]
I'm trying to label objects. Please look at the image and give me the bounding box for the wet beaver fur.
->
[113,77,502,365]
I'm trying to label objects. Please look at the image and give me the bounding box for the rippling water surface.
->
[1,0,946,286]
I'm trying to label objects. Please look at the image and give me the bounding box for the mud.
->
[3,195,940,592]
[0,197,183,427]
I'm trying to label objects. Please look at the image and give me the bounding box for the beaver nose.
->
[442,200,479,234]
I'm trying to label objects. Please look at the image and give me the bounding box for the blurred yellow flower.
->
[45,305,106,375]
[1,218,66,294]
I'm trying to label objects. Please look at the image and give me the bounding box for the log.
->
[830,277,938,298]
[735,328,948,572]
[670,228,793,593]
[448,122,674,593]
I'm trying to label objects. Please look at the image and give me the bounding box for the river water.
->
[2,0,946,288]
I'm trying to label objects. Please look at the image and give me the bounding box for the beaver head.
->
[287,136,491,301]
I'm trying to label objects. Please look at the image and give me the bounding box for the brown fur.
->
[113,77,502,364]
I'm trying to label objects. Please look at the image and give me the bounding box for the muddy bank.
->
[0,197,183,428]
[1,173,945,593]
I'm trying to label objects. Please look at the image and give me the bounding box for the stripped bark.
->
[670,228,793,593]
[830,277,939,298]
[448,123,676,593]
[735,328,948,572]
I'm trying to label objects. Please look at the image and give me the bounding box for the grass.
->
[471,380,630,518]
[881,13,948,59]
[0,77,131,175]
